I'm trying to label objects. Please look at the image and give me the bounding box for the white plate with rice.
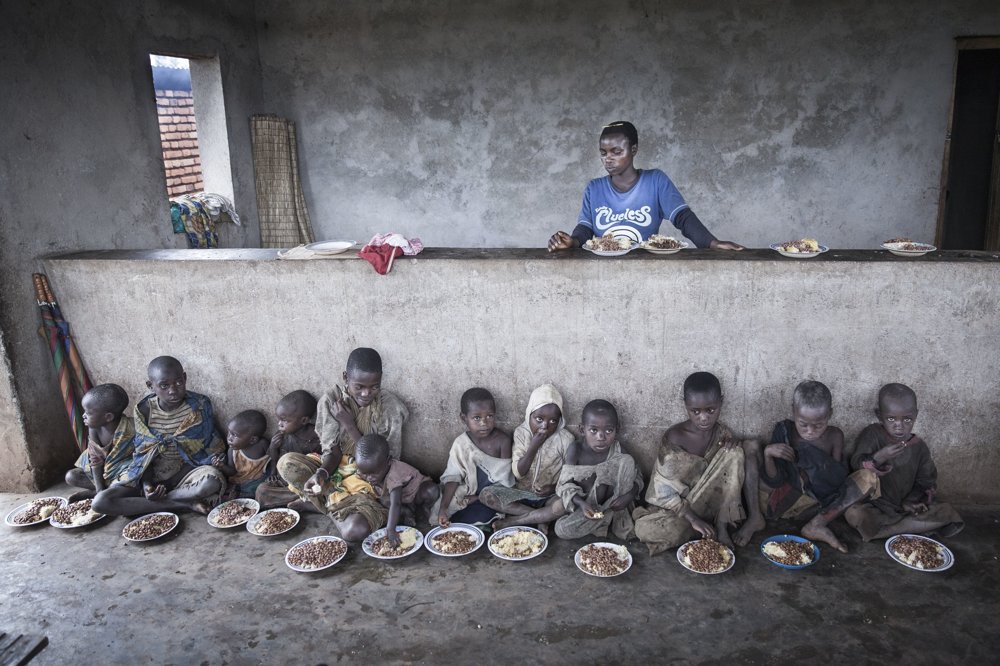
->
[424,523,485,557]
[5,497,68,527]
[246,508,300,537]
[487,526,548,561]
[362,526,424,560]
[207,498,260,528]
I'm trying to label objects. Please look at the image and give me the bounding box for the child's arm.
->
[384,487,404,546]
[86,439,108,493]
[830,428,845,463]
[141,467,165,500]
[515,429,549,478]
[212,448,237,476]
[437,481,459,527]
[303,444,343,495]
[498,429,513,459]
[903,444,937,513]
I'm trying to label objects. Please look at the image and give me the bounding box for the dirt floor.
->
[1,484,998,665]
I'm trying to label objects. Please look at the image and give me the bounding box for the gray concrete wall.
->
[254,0,999,249]
[0,1,262,490]
[44,251,1000,504]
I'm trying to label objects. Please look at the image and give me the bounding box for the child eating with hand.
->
[846,383,963,541]
[256,390,321,509]
[213,409,270,501]
[555,399,643,540]
[65,383,135,502]
[479,384,572,533]
[355,434,438,547]
[431,388,514,528]
[633,372,748,554]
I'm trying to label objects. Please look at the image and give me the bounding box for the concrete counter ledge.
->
[47,247,1000,262]
[44,247,1000,502]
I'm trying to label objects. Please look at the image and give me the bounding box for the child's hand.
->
[267,473,282,485]
[583,504,602,520]
[720,433,739,451]
[530,428,551,447]
[688,516,716,539]
[873,442,906,465]
[331,399,357,429]
[764,443,795,461]
[385,530,402,548]
[211,454,224,467]
[608,494,631,512]
[547,230,576,252]
[144,484,166,500]
[902,499,928,514]
[270,432,283,449]
[437,512,450,528]
[534,483,556,497]
[303,472,326,496]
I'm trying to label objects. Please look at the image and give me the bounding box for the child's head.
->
[342,347,382,408]
[226,410,267,450]
[876,383,919,442]
[792,380,833,442]
[525,384,563,436]
[460,387,497,440]
[580,399,619,453]
[355,433,391,480]
[146,356,187,409]
[276,390,317,435]
[81,383,129,429]
[682,372,724,431]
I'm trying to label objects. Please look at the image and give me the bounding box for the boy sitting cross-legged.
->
[65,383,135,502]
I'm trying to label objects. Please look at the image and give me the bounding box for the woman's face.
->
[599,134,636,176]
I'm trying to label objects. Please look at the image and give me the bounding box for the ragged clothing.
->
[227,449,270,499]
[315,386,408,459]
[75,416,135,484]
[370,458,431,505]
[510,384,574,495]
[255,428,322,508]
[554,442,643,540]
[277,452,388,531]
[273,428,321,457]
[429,432,514,523]
[632,423,745,554]
[760,420,849,519]
[121,393,224,486]
[846,424,963,541]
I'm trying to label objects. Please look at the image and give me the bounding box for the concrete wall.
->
[254,0,1000,249]
[0,1,262,490]
[44,251,1000,504]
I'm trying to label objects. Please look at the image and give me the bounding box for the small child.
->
[65,383,135,502]
[555,399,643,540]
[256,390,321,509]
[355,434,438,547]
[93,356,226,517]
[431,388,514,528]
[479,384,572,532]
[633,372,747,554]
[846,383,963,540]
[214,410,270,502]
[277,347,409,542]
[740,380,880,552]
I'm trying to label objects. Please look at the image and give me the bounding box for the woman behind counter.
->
[548,121,744,252]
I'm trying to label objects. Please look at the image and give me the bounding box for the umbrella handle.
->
[40,274,56,304]
[32,273,48,303]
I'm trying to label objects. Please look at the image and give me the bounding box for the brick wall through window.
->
[156,89,204,197]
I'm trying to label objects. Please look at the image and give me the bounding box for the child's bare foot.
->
[287,499,321,514]
[190,500,212,515]
[536,522,549,535]
[715,521,734,549]
[733,515,766,547]
[67,489,96,503]
[801,520,848,553]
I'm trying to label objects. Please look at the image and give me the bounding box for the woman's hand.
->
[547,231,577,252]
[710,239,744,250]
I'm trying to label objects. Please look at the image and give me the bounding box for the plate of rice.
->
[770,239,828,258]
[362,526,424,560]
[760,534,820,569]
[207,498,260,528]
[122,512,180,542]
[487,526,548,561]
[583,234,638,256]
[285,535,349,572]
[424,523,485,557]
[246,508,300,537]
[677,538,735,574]
[575,542,632,577]
[640,235,689,254]
[885,534,954,572]
[5,497,68,527]
[49,498,106,529]
[881,241,936,257]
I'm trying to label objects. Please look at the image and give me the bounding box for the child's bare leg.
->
[92,485,189,517]
[733,439,766,546]
[494,498,565,530]
[65,469,97,502]
[715,516,735,549]
[333,512,371,542]
[801,472,877,553]
[478,487,532,516]
[166,475,223,515]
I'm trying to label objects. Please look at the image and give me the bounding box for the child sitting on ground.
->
[633,372,747,554]
[737,380,880,553]
[431,387,514,528]
[479,384,572,533]
[846,383,963,541]
[93,356,226,517]
[356,434,438,547]
[256,390,321,509]
[213,409,270,501]
[276,347,409,542]
[65,383,135,502]
[555,399,643,540]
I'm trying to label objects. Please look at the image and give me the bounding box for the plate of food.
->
[575,542,632,577]
[362,526,424,560]
[677,538,735,574]
[881,239,937,257]
[49,498,105,529]
[303,240,356,254]
[5,497,68,527]
[885,534,954,572]
[760,534,820,569]
[488,526,548,561]
[424,523,485,557]
[583,234,638,257]
[122,512,180,542]
[770,239,828,258]
[207,498,259,529]
[285,535,349,572]
[246,508,300,537]
[639,235,689,254]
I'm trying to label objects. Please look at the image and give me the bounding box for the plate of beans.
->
[122,512,179,542]
[285,535,349,572]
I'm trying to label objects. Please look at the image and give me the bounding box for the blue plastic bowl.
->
[760,534,821,569]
